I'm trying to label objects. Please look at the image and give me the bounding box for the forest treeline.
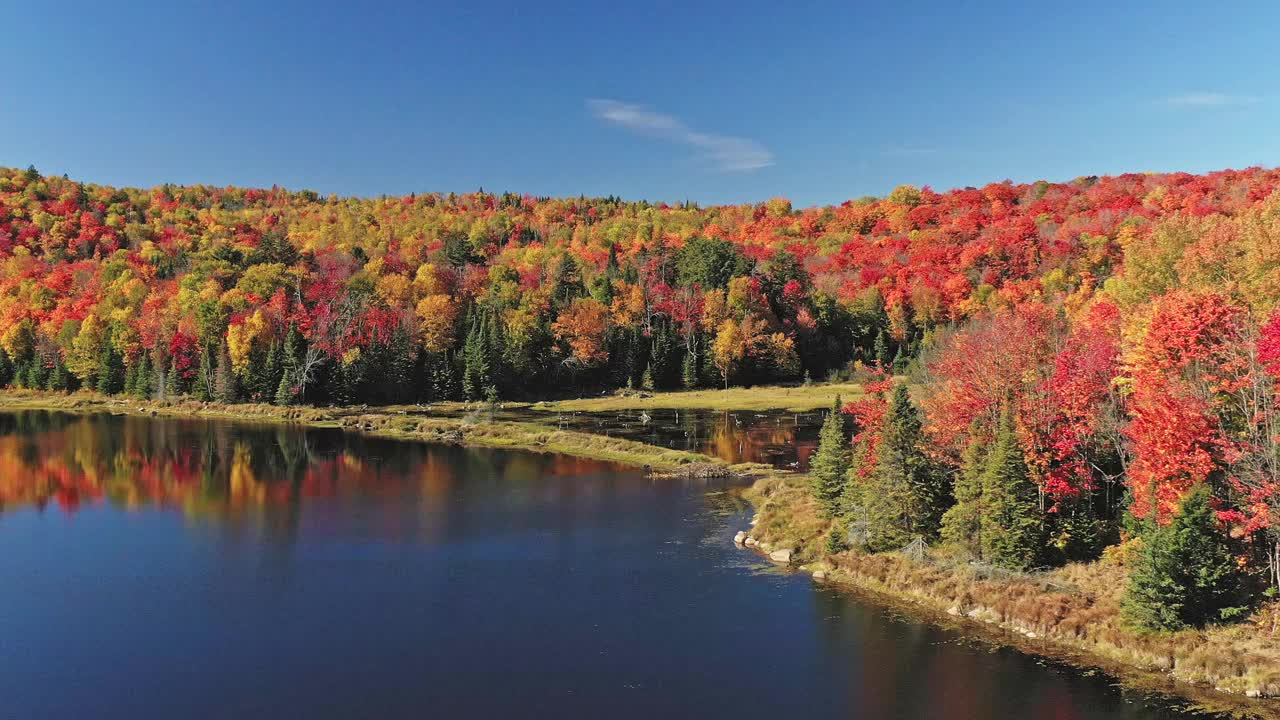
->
[4,164,1280,629]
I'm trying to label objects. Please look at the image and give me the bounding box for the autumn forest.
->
[5,164,1280,633]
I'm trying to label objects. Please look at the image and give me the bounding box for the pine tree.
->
[123,358,139,396]
[263,341,283,401]
[650,327,675,389]
[214,340,237,403]
[165,358,179,398]
[681,347,698,389]
[874,330,890,366]
[275,370,295,406]
[462,317,490,401]
[941,431,987,557]
[980,408,1044,571]
[194,346,214,401]
[135,353,154,399]
[641,363,655,392]
[484,313,506,396]
[23,359,44,389]
[1122,484,1245,632]
[0,349,12,387]
[811,395,851,516]
[864,384,949,551]
[96,345,124,394]
[389,326,416,400]
[47,355,70,391]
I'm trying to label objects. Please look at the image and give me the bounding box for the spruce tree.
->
[214,340,237,403]
[641,363,655,392]
[136,353,154,399]
[650,327,675,389]
[874,330,890,366]
[23,359,43,389]
[980,408,1044,571]
[462,317,489,401]
[811,395,851,516]
[941,431,987,557]
[123,359,139,396]
[275,370,295,406]
[194,346,214,401]
[47,355,70,392]
[282,323,306,399]
[96,345,124,394]
[1122,485,1245,632]
[864,384,949,551]
[263,341,283,401]
[0,349,12,387]
[681,347,698,389]
[389,326,415,400]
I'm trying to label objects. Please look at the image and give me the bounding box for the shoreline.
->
[740,475,1280,718]
[0,390,728,474]
[3,389,1278,716]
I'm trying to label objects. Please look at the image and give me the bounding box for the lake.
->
[0,410,1214,719]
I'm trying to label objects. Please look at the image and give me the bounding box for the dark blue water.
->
[0,411,1220,719]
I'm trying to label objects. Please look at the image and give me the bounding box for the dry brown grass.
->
[743,473,1280,714]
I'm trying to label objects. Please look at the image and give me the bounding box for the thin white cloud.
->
[588,99,774,172]
[1165,92,1259,108]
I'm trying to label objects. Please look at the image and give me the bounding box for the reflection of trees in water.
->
[0,412,623,526]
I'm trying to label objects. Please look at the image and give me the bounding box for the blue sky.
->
[2,0,1277,206]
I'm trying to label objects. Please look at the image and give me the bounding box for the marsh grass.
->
[532,382,867,413]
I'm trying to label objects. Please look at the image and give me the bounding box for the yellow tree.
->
[415,294,459,353]
[711,318,746,388]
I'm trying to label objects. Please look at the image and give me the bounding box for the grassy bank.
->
[532,381,866,413]
[743,474,1280,715]
[0,390,720,473]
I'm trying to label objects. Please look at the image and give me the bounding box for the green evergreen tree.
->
[484,313,507,396]
[941,431,987,557]
[641,363,655,392]
[0,349,12,387]
[123,358,139,396]
[23,359,43,389]
[389,326,416,400]
[194,346,214,401]
[810,395,851,516]
[826,526,849,555]
[214,340,237,403]
[980,408,1045,571]
[135,353,154,399]
[864,384,949,551]
[275,369,295,406]
[681,346,699,389]
[462,317,490,401]
[165,358,179,398]
[47,355,70,391]
[263,341,283,400]
[874,330,890,366]
[649,325,676,389]
[96,345,124,394]
[1122,485,1246,632]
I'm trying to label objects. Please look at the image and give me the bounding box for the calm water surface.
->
[0,411,1218,719]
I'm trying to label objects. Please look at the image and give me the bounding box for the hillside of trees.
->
[4,163,1280,627]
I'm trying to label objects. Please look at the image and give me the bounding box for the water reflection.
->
[0,410,1244,720]
[0,410,640,529]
